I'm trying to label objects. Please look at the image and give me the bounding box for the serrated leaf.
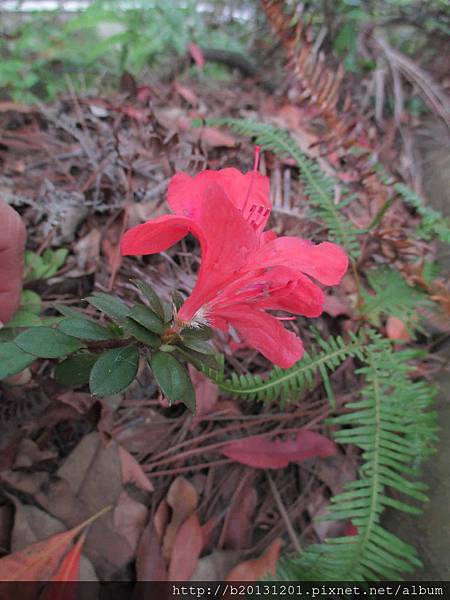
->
[150,351,196,411]
[55,353,98,386]
[128,304,164,335]
[0,342,35,379]
[58,318,117,341]
[15,327,84,358]
[89,345,139,396]
[85,293,129,322]
[123,317,161,347]
[132,279,164,320]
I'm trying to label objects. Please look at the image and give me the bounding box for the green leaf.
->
[85,293,129,322]
[55,353,98,386]
[180,338,214,354]
[58,318,117,341]
[89,345,139,396]
[132,279,165,320]
[162,300,173,323]
[5,310,42,328]
[123,317,161,347]
[171,290,184,311]
[150,351,196,411]
[128,304,165,335]
[15,327,84,358]
[181,325,213,341]
[0,342,36,379]
[175,346,220,371]
[20,290,42,314]
[54,305,88,318]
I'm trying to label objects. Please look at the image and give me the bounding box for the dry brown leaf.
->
[12,438,56,469]
[191,550,242,581]
[226,538,283,581]
[168,513,203,581]
[188,365,220,421]
[113,491,148,554]
[73,228,101,274]
[222,483,258,550]
[174,82,199,106]
[118,445,154,492]
[56,392,95,415]
[162,476,198,561]
[136,517,168,581]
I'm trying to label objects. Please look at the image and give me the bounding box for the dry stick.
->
[265,471,302,553]
[150,458,233,478]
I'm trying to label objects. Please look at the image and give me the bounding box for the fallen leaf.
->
[221,431,337,469]
[162,476,198,561]
[174,83,199,106]
[222,482,257,550]
[168,513,203,581]
[113,491,148,554]
[322,294,351,317]
[136,517,167,581]
[56,391,95,415]
[188,365,219,421]
[187,42,205,69]
[0,506,109,581]
[118,445,153,492]
[73,228,101,274]
[200,127,236,149]
[12,438,56,469]
[226,538,283,581]
[386,316,411,341]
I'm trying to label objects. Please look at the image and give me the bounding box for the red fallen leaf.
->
[187,42,205,69]
[136,85,153,104]
[226,537,283,581]
[200,127,236,149]
[168,513,203,581]
[322,294,351,317]
[0,506,110,581]
[136,518,168,581]
[39,530,87,600]
[221,431,337,469]
[188,365,219,421]
[119,105,150,122]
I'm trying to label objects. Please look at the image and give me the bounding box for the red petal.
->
[211,304,304,368]
[120,214,201,256]
[246,238,349,286]
[168,168,271,234]
[177,184,259,320]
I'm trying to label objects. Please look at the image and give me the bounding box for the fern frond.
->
[204,332,365,405]
[206,118,361,258]
[361,267,432,328]
[395,183,450,244]
[276,332,438,581]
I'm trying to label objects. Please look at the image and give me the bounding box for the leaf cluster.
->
[0,283,217,413]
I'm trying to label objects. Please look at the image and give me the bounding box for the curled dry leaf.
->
[221,430,337,469]
[136,517,168,581]
[118,445,153,493]
[226,537,283,581]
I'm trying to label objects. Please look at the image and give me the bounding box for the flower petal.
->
[120,214,202,256]
[211,304,304,368]
[246,238,348,285]
[168,168,271,234]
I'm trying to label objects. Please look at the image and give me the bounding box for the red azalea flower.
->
[121,154,348,368]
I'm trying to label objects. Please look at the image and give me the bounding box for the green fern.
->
[395,183,450,244]
[276,333,438,581]
[361,267,431,328]
[205,118,361,258]
[204,332,365,406]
